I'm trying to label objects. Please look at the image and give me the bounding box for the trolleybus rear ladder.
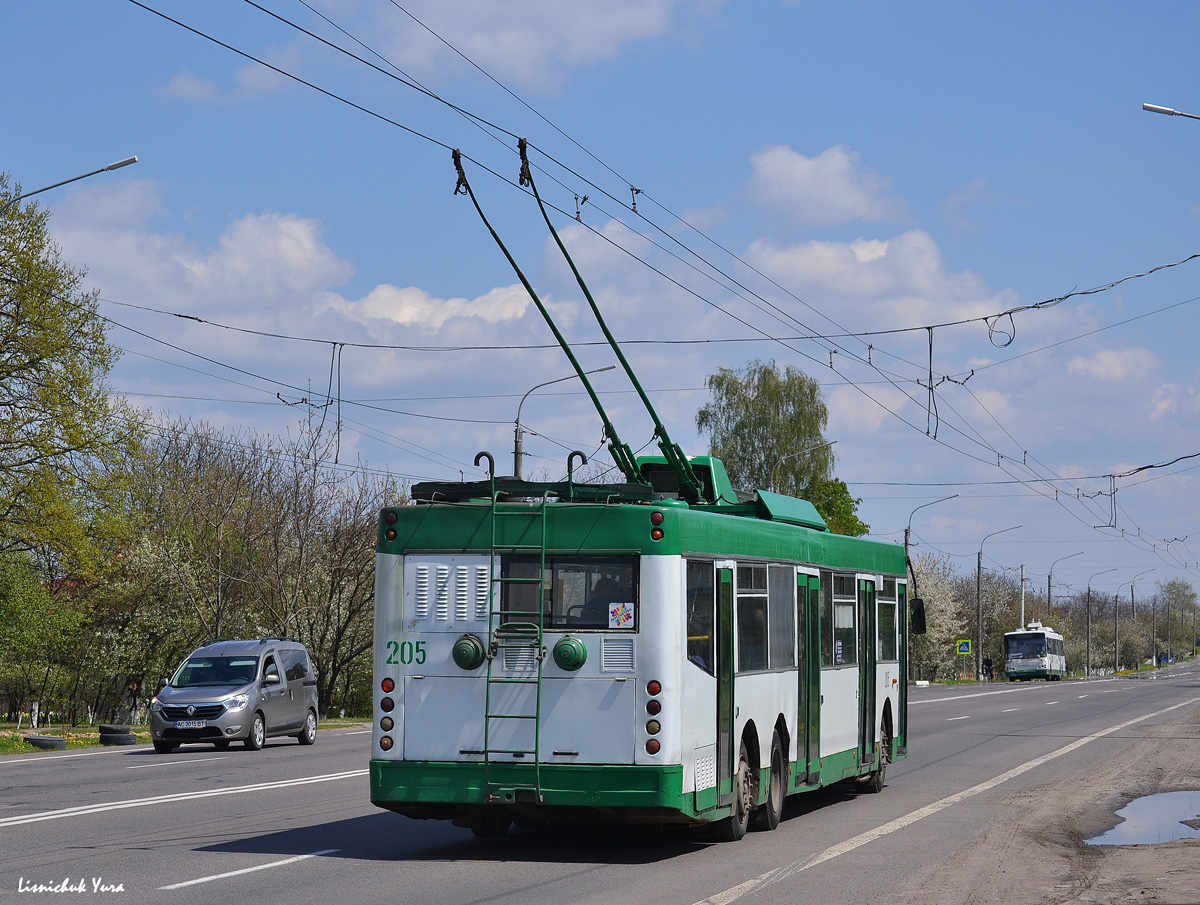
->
[482,490,550,805]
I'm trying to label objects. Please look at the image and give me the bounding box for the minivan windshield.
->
[171,656,259,688]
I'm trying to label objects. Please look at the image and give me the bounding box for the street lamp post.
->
[1047,551,1083,624]
[903,494,957,681]
[1123,569,1153,672]
[769,440,836,494]
[977,525,1021,681]
[1,156,139,215]
[513,366,615,479]
[1087,568,1117,677]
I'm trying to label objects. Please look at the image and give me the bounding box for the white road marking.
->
[1046,701,1059,705]
[691,694,1200,905]
[911,679,1117,705]
[947,716,970,721]
[0,770,366,827]
[158,849,338,889]
[127,756,230,769]
[1000,708,1019,713]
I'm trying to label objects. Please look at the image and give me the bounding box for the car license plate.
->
[174,719,207,729]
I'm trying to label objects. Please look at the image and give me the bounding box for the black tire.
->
[24,735,67,750]
[153,740,176,754]
[100,732,137,746]
[863,722,891,794]
[471,815,511,838]
[713,741,753,841]
[213,739,231,750]
[98,723,129,735]
[244,712,265,750]
[296,710,317,746]
[751,731,785,831]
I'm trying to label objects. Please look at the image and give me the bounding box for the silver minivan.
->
[149,638,319,753]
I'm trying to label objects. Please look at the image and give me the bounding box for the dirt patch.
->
[897,703,1200,905]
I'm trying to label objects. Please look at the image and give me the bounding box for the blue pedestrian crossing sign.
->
[957,640,972,655]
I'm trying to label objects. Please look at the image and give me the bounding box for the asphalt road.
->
[3,664,1198,905]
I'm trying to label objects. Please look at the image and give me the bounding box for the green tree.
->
[0,174,143,574]
[695,358,868,535]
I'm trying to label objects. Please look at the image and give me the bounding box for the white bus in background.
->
[1003,622,1066,681]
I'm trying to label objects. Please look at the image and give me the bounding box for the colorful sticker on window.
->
[609,601,633,629]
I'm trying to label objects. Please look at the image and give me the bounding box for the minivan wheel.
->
[245,712,265,750]
[153,740,176,754]
[213,739,231,750]
[297,710,317,746]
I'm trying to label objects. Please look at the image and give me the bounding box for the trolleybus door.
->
[857,578,877,771]
[716,563,736,808]
[797,572,820,785]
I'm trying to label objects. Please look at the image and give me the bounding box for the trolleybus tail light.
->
[646,720,661,735]
[381,677,395,693]
[380,717,394,732]
[646,699,661,715]
[384,511,398,526]
[649,511,665,541]
[645,739,660,755]
[386,528,397,541]
[380,696,395,713]
[380,735,393,751]
[646,680,661,696]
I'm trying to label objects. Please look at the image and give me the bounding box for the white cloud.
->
[1066,348,1158,383]
[746,228,1013,330]
[321,283,529,331]
[364,0,678,88]
[52,185,354,318]
[159,69,219,101]
[747,145,908,226]
[827,383,913,434]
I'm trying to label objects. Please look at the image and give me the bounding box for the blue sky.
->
[6,1,1200,603]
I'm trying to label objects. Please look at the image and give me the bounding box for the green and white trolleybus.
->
[369,142,919,838]
[370,455,913,839]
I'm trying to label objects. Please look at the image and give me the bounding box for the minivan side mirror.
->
[910,597,927,635]
[263,672,281,686]
[158,677,169,691]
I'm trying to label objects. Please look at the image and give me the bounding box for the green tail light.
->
[451,634,487,670]
[552,636,588,671]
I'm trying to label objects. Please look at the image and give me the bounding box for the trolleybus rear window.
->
[501,555,638,630]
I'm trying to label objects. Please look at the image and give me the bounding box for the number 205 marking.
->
[385,639,426,666]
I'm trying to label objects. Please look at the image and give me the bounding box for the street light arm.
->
[1,156,139,215]
[513,365,616,478]
[1144,102,1200,120]
[770,440,836,493]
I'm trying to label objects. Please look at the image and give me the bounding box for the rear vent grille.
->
[601,637,635,672]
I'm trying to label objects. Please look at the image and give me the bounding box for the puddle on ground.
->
[1087,791,1200,846]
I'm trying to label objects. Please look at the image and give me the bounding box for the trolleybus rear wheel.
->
[863,722,890,794]
[751,731,784,831]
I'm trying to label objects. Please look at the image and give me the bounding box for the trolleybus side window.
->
[821,573,857,667]
[736,564,768,672]
[878,579,898,662]
[500,555,638,630]
[685,560,715,675]
[768,564,796,669]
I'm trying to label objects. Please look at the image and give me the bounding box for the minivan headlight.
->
[150,697,163,713]
[224,693,249,711]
